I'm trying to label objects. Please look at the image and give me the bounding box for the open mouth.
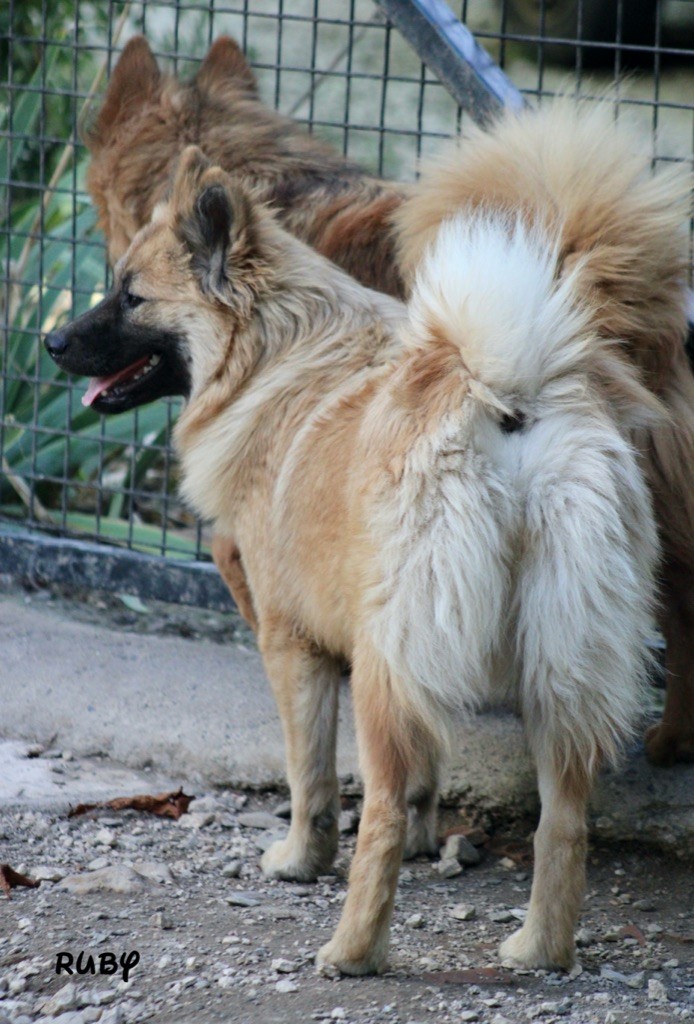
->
[82,353,164,410]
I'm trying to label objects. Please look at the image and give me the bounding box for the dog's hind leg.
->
[646,557,694,764]
[641,354,694,764]
[500,424,658,969]
[258,623,341,882]
[500,746,591,970]
[318,641,411,975]
[404,733,441,859]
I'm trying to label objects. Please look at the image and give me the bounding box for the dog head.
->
[84,36,260,263]
[46,147,273,414]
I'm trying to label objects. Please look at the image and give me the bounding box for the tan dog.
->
[48,99,686,974]
[85,38,694,768]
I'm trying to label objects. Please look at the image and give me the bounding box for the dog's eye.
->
[122,290,146,311]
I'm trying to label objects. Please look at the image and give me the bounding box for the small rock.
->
[95,828,117,847]
[225,891,261,907]
[489,909,516,923]
[221,860,242,879]
[275,978,299,994]
[448,903,476,921]
[178,812,214,829]
[499,857,516,870]
[331,1010,347,1020]
[59,866,149,895]
[273,801,292,819]
[406,913,425,929]
[460,1013,480,1023]
[86,857,110,872]
[100,1007,125,1024]
[530,1001,571,1017]
[190,795,221,813]
[576,927,595,947]
[37,981,78,1015]
[633,899,657,912]
[437,857,463,878]
[441,834,481,866]
[51,1012,98,1024]
[647,978,669,1001]
[133,860,174,885]
[83,990,115,1007]
[491,1016,512,1024]
[238,811,286,830]
[604,1013,625,1024]
[272,958,300,974]
[600,966,644,989]
[149,911,173,930]
[31,865,65,882]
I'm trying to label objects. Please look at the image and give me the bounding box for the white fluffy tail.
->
[408,211,591,412]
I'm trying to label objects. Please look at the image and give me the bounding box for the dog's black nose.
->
[44,329,69,357]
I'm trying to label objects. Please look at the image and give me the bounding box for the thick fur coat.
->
[85,40,694,767]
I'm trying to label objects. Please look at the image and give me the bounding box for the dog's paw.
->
[260,836,332,882]
[499,927,575,971]
[316,936,387,977]
[644,721,694,766]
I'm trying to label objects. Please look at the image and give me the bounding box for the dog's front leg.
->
[259,626,341,882]
[318,643,409,975]
[499,749,590,971]
[211,534,258,631]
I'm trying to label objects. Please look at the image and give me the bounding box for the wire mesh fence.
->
[1,0,693,574]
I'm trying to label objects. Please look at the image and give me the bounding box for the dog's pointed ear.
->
[173,146,252,304]
[85,37,161,149]
[195,36,258,98]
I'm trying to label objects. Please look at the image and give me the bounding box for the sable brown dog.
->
[48,113,665,973]
[85,37,694,768]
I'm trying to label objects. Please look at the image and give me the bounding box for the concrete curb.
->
[2,593,692,857]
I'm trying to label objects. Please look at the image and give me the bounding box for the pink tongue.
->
[81,357,150,408]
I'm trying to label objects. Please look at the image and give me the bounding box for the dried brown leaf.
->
[621,923,647,946]
[484,836,534,866]
[1,864,40,899]
[68,787,195,820]
[440,824,490,847]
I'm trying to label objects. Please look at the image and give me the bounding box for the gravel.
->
[2,781,693,1024]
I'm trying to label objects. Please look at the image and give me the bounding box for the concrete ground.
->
[1,579,693,856]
